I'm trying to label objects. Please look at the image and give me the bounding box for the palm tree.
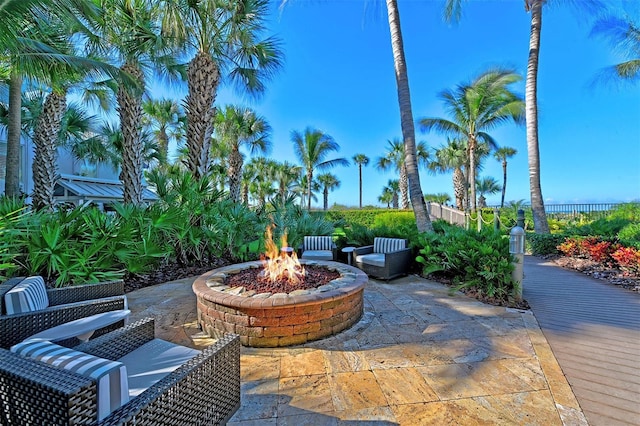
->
[378,188,393,209]
[419,68,525,212]
[382,179,400,209]
[291,127,349,210]
[142,98,185,167]
[272,161,301,201]
[214,105,272,203]
[476,176,501,208]
[352,153,369,209]
[424,193,452,205]
[493,146,517,208]
[162,0,283,180]
[428,139,467,210]
[591,14,640,84]
[317,173,340,211]
[376,139,429,210]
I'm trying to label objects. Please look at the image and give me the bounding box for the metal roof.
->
[54,174,158,204]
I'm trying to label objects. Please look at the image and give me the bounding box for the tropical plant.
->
[428,139,467,210]
[424,193,452,205]
[493,146,517,208]
[376,138,429,210]
[476,176,501,208]
[142,98,185,167]
[162,0,283,179]
[352,153,369,209]
[317,172,340,211]
[291,126,348,210]
[419,68,525,213]
[214,105,272,202]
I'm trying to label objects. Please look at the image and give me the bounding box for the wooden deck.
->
[523,256,640,426]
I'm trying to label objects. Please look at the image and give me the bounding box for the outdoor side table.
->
[342,247,356,265]
[24,309,131,343]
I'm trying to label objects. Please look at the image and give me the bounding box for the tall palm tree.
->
[376,138,429,210]
[317,172,340,211]
[214,105,272,202]
[476,176,501,208]
[291,127,348,210]
[142,98,185,167]
[591,14,640,84]
[493,146,517,208]
[352,153,369,209]
[162,0,283,180]
[272,160,301,202]
[419,68,525,212]
[428,139,467,210]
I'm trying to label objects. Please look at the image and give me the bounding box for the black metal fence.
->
[520,203,624,220]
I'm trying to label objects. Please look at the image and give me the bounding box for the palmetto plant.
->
[352,153,369,209]
[493,146,517,208]
[142,98,185,167]
[376,139,429,210]
[291,127,349,210]
[476,176,501,208]
[419,68,524,212]
[214,105,272,203]
[317,172,340,211]
[161,0,283,180]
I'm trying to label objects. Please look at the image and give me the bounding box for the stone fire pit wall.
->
[193,260,367,347]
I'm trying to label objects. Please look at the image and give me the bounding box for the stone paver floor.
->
[127,274,586,425]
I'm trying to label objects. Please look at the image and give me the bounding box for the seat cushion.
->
[4,276,49,314]
[301,250,333,261]
[373,238,406,254]
[117,338,200,397]
[11,340,129,421]
[304,236,333,251]
[356,253,386,268]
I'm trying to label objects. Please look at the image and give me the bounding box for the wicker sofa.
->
[0,277,127,349]
[354,237,413,280]
[0,318,241,425]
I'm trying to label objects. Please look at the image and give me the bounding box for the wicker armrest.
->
[354,245,374,256]
[47,280,125,306]
[0,296,127,349]
[0,277,26,314]
[100,332,241,426]
[75,317,155,360]
[0,347,98,425]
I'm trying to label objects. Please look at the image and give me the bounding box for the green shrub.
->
[566,217,631,238]
[618,223,640,247]
[372,211,416,229]
[527,233,565,255]
[610,202,640,222]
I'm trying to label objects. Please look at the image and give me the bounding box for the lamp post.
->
[509,209,525,301]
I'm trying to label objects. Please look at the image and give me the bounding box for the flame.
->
[260,224,305,284]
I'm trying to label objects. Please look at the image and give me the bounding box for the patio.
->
[127,274,585,425]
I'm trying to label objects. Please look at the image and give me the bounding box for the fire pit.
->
[193,227,367,347]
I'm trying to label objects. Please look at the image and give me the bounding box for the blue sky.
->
[163,0,640,208]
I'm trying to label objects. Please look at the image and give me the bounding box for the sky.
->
[160,0,640,209]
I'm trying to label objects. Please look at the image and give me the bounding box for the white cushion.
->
[4,276,49,314]
[373,238,405,254]
[303,236,333,251]
[117,338,200,397]
[301,250,333,261]
[356,253,386,268]
[11,340,129,421]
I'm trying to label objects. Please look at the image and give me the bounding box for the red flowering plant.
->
[611,246,640,275]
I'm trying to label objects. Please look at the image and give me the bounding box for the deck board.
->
[523,256,640,426]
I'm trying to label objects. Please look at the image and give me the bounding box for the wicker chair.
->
[354,237,413,280]
[0,277,127,349]
[298,236,338,261]
[0,318,241,425]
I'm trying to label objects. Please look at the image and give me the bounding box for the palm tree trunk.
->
[501,159,507,208]
[469,136,477,212]
[158,129,169,166]
[399,164,409,209]
[307,170,313,210]
[526,1,550,233]
[392,192,399,209]
[323,187,329,210]
[228,148,243,202]
[453,167,465,210]
[358,164,363,209]
[185,51,220,179]
[4,72,22,197]
[32,91,66,210]
[386,0,432,232]
[117,62,144,205]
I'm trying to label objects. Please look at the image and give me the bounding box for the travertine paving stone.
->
[126,273,585,425]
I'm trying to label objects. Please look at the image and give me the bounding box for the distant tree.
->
[493,146,517,208]
[424,193,452,205]
[428,139,467,210]
[317,173,340,211]
[291,127,348,209]
[376,139,429,210]
[142,98,185,167]
[352,153,370,209]
[381,179,400,209]
[476,176,501,208]
[378,188,394,209]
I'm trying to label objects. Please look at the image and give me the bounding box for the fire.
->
[259,225,305,284]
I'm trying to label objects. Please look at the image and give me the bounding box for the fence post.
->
[494,208,499,231]
[477,211,482,232]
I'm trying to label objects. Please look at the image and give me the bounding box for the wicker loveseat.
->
[0,276,127,349]
[0,318,241,425]
[354,237,412,280]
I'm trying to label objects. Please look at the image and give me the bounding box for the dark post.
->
[517,209,525,229]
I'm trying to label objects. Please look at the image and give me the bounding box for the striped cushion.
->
[4,276,49,314]
[304,236,333,251]
[11,340,129,421]
[373,238,406,254]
